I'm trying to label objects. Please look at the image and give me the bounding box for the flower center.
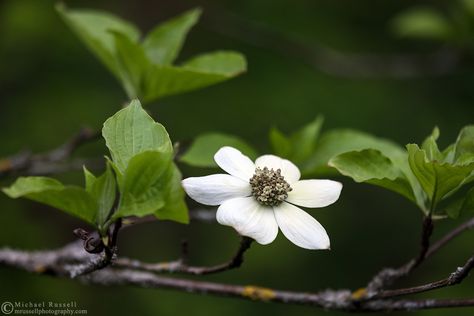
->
[249,167,292,206]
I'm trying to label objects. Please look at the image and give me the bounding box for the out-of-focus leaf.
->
[329,149,416,203]
[302,129,406,176]
[407,144,474,208]
[3,177,97,224]
[143,8,201,65]
[142,52,246,102]
[391,7,453,40]
[269,116,323,163]
[269,127,292,158]
[112,31,150,98]
[59,6,246,103]
[56,4,140,79]
[462,0,474,15]
[180,133,257,168]
[181,51,246,76]
[289,116,324,163]
[102,99,172,172]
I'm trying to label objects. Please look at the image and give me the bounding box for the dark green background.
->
[0,0,473,315]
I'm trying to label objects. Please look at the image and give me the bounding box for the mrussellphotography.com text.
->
[1,301,87,315]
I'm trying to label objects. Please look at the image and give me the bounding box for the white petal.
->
[274,202,330,250]
[216,197,278,245]
[182,174,251,206]
[214,147,255,182]
[287,180,342,208]
[255,154,300,184]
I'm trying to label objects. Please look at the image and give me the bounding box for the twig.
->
[65,252,112,278]
[71,218,123,277]
[373,254,474,299]
[366,215,434,295]
[413,215,434,268]
[1,242,474,312]
[114,236,253,275]
[0,128,101,179]
[427,217,474,257]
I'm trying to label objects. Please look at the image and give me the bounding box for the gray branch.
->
[0,128,102,179]
[1,241,474,312]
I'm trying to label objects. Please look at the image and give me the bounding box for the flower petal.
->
[255,154,300,184]
[216,197,278,245]
[274,202,330,250]
[287,180,342,208]
[214,147,255,181]
[182,174,251,206]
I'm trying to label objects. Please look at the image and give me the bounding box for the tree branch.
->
[366,215,434,295]
[373,254,474,299]
[0,128,101,179]
[114,236,253,275]
[0,242,474,312]
[427,217,474,258]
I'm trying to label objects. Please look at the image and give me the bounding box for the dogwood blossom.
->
[182,147,342,249]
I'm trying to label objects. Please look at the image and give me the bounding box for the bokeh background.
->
[1,0,473,315]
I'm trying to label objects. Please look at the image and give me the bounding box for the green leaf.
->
[269,116,323,163]
[441,144,456,164]
[421,126,442,161]
[102,99,188,223]
[407,144,474,208]
[56,4,140,80]
[59,6,246,103]
[102,99,173,173]
[289,116,324,163]
[302,129,406,176]
[143,8,201,65]
[269,127,292,158]
[3,177,97,224]
[329,149,416,203]
[153,163,189,224]
[462,0,474,15]
[113,151,172,219]
[142,51,246,102]
[180,133,257,168]
[445,186,474,218]
[112,31,150,98]
[391,7,453,41]
[181,51,247,76]
[455,125,474,163]
[84,163,117,229]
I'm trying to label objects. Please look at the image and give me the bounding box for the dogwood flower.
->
[182,146,342,249]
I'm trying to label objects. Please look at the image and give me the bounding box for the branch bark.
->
[1,241,474,312]
[366,215,434,295]
[365,216,474,299]
[114,236,253,275]
[0,128,101,179]
[373,254,474,299]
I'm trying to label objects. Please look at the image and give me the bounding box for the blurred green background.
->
[1,0,473,315]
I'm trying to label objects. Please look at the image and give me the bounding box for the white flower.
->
[182,146,342,250]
